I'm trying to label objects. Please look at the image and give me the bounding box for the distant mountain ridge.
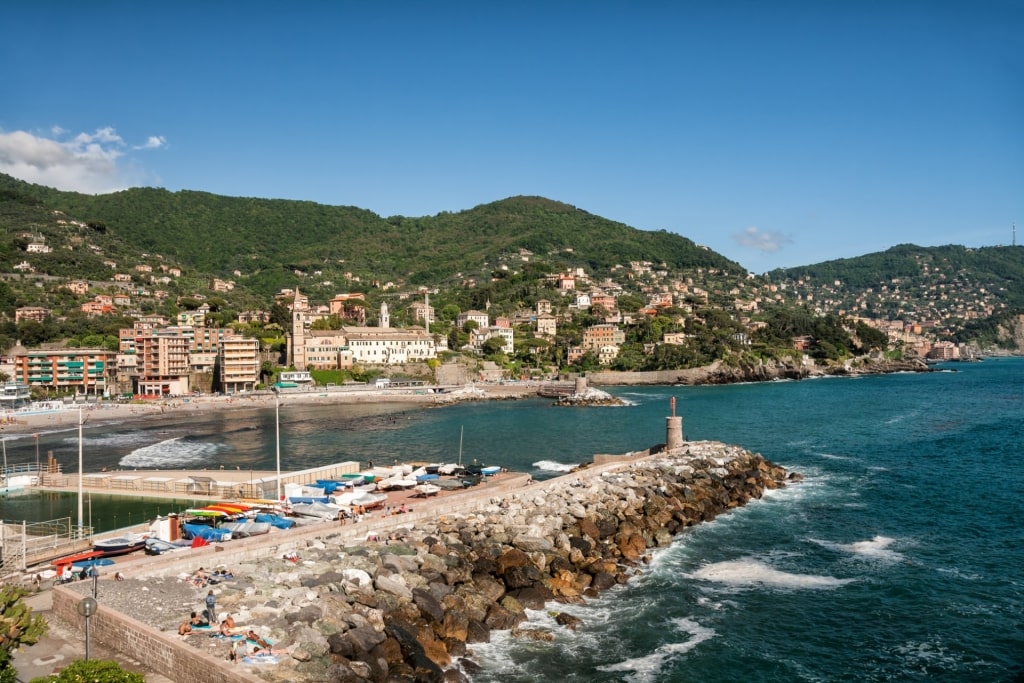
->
[769,243,1024,308]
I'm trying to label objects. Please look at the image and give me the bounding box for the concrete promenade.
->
[34,461,362,503]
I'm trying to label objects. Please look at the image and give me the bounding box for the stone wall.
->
[51,587,264,683]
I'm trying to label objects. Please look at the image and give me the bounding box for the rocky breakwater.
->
[554,385,627,406]
[101,443,794,683]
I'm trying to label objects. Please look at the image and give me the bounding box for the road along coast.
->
[52,440,797,683]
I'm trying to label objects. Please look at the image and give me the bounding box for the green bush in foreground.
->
[28,659,144,683]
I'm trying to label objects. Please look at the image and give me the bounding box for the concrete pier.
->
[33,461,361,502]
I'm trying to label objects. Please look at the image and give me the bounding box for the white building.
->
[344,327,437,365]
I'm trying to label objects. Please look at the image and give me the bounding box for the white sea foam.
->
[118,437,224,468]
[815,452,855,461]
[532,460,578,473]
[597,617,715,682]
[809,535,903,562]
[893,638,963,671]
[63,432,153,448]
[689,558,854,589]
[937,566,983,581]
[620,392,654,401]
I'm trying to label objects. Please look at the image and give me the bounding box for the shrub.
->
[28,659,144,683]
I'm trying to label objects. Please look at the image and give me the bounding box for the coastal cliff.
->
[70,442,793,683]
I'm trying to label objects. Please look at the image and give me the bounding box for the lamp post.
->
[273,387,281,503]
[77,408,83,534]
[77,596,97,660]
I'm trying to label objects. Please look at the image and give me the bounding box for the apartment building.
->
[11,348,114,396]
[15,307,49,323]
[455,310,489,329]
[218,336,260,393]
[471,326,514,355]
[136,331,190,395]
[583,323,625,350]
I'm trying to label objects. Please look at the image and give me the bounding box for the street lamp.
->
[77,596,97,661]
[77,408,84,534]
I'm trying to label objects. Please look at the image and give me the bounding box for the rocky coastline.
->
[67,441,795,683]
[587,356,933,386]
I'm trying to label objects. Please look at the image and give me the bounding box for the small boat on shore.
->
[377,477,417,490]
[414,483,441,497]
[220,521,272,537]
[145,537,191,555]
[288,495,331,504]
[254,513,295,529]
[290,501,343,520]
[182,523,232,542]
[93,534,148,557]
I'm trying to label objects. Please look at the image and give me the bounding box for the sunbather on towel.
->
[179,612,207,635]
[220,615,239,635]
[246,630,272,654]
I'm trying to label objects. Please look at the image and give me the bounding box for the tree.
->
[28,659,144,683]
[480,336,506,359]
[0,584,47,682]
[311,315,343,330]
[439,304,460,322]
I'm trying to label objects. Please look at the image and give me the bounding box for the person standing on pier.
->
[204,589,217,624]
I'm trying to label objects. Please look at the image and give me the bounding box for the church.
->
[286,289,438,370]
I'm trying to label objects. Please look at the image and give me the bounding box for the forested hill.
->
[768,243,1024,308]
[0,174,741,293]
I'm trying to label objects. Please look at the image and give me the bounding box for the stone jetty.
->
[58,441,795,683]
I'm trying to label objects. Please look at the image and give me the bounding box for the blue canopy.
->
[182,523,232,541]
[254,513,295,529]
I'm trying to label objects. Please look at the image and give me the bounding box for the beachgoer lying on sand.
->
[246,630,272,654]
[190,567,208,587]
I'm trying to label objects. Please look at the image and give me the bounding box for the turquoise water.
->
[2,359,1021,680]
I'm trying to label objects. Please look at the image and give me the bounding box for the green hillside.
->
[0,174,741,297]
[768,243,1024,308]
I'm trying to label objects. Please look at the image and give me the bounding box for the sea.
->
[1,358,1021,682]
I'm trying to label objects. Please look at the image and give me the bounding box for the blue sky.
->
[1,2,1021,274]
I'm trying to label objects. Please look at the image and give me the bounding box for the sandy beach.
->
[1,383,540,437]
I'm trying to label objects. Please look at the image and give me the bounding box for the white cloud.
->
[0,127,165,194]
[135,135,167,150]
[732,226,793,253]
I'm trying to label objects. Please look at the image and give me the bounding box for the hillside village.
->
[0,193,1021,402]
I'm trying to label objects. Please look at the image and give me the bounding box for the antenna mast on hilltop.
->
[1013,223,1017,247]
